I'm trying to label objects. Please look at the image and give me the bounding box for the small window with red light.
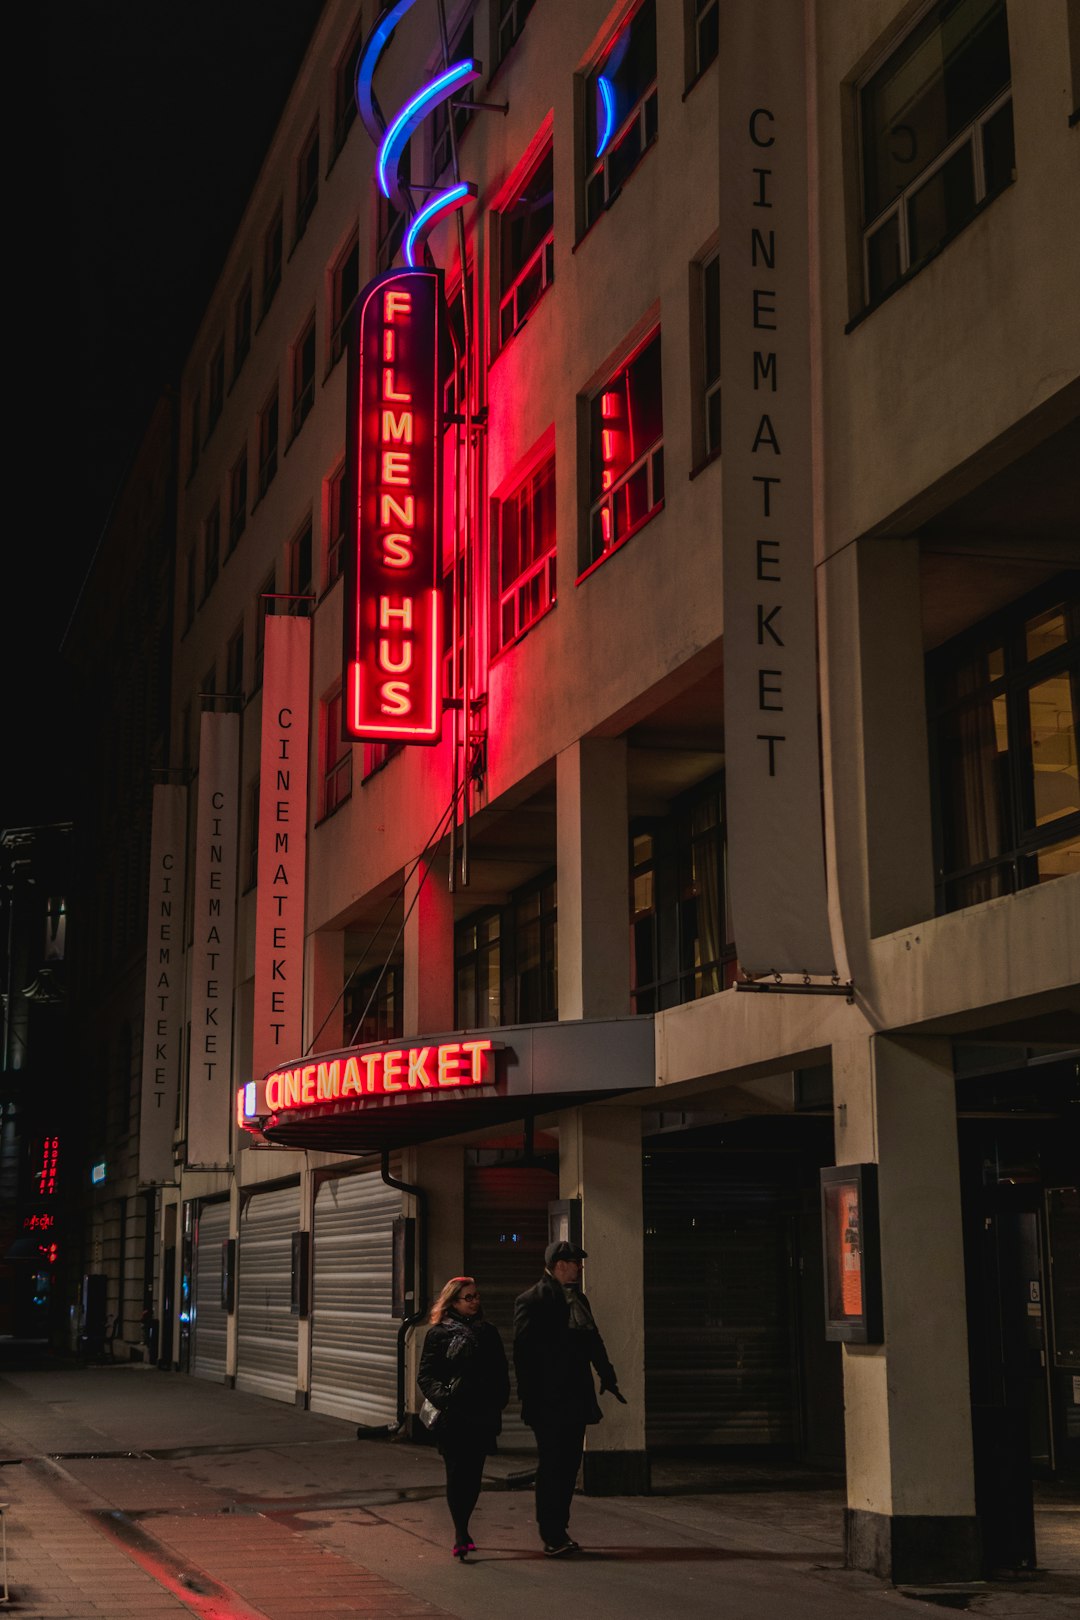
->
[586,328,664,572]
[496,450,556,652]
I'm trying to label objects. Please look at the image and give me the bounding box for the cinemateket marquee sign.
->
[237,1037,500,1132]
[343,265,443,745]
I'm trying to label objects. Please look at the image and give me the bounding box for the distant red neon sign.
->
[344,268,442,743]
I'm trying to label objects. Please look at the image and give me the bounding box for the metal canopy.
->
[254,1017,655,1155]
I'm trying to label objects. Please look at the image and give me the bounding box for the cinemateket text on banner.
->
[237,1038,498,1128]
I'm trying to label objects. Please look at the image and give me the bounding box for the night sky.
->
[8,2,325,829]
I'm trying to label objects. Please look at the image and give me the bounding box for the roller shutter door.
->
[309,1164,400,1426]
[236,1182,300,1404]
[644,1153,798,1447]
[192,1199,230,1383]
[465,1165,557,1446]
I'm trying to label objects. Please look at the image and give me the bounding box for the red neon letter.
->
[407,1047,434,1089]
[384,290,412,322]
[461,1039,493,1085]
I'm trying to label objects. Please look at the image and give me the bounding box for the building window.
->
[455,911,502,1028]
[208,341,225,433]
[495,0,536,65]
[296,121,320,241]
[202,503,220,600]
[585,0,658,231]
[928,581,1079,913]
[246,779,259,891]
[226,621,245,698]
[322,685,353,816]
[258,389,279,496]
[512,875,557,1022]
[228,449,248,552]
[253,573,274,691]
[290,516,313,606]
[499,144,554,346]
[330,231,360,365]
[443,283,467,418]
[631,781,734,1012]
[233,277,252,378]
[701,248,720,460]
[688,0,718,84]
[431,20,475,179]
[291,312,316,437]
[326,461,347,586]
[587,328,664,571]
[859,0,1014,307]
[183,548,196,632]
[345,965,401,1046]
[262,205,283,317]
[496,449,556,651]
[334,20,364,155]
[188,391,201,477]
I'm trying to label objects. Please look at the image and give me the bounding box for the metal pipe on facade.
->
[379,1147,428,1432]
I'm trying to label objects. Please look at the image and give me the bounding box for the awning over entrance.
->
[239,1016,655,1155]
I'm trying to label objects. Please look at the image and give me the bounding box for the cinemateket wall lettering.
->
[238,1038,498,1130]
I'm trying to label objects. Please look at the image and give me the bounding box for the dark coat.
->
[513,1272,617,1429]
[417,1311,510,1447]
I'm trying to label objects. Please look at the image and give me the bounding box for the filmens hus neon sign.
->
[237,1037,497,1131]
[344,270,442,743]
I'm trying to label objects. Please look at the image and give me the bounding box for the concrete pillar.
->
[822,538,934,975]
[834,1034,979,1583]
[402,1143,464,1429]
[556,739,629,1021]
[304,927,344,1052]
[403,855,455,1036]
[559,1105,648,1493]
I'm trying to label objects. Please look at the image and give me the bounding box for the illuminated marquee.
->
[344,267,442,744]
[238,1038,497,1131]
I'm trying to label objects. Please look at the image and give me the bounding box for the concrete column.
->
[559,1105,648,1493]
[556,739,630,1021]
[402,1144,464,1430]
[834,1034,979,1583]
[403,855,454,1036]
[304,927,344,1053]
[821,538,934,976]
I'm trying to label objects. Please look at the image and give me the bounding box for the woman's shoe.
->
[453,1542,469,1560]
[466,1540,476,1552]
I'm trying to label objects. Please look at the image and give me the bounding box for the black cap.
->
[545,1240,587,1267]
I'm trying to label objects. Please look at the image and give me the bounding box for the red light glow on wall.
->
[344,268,442,743]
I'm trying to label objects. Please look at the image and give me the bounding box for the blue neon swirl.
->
[404,182,476,267]
[355,0,418,143]
[378,60,479,200]
[596,75,616,158]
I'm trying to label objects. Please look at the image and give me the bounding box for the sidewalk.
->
[0,1360,1076,1619]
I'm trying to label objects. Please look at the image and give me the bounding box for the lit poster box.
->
[820,1163,884,1344]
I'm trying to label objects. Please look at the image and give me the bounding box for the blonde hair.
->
[430,1275,476,1324]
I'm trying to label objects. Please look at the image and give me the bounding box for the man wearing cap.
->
[513,1239,625,1556]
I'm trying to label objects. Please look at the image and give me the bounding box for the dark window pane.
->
[908,140,975,265]
[866,213,902,303]
[982,97,1015,194]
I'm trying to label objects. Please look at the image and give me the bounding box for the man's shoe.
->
[543,1539,575,1556]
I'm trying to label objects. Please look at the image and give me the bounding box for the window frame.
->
[493,443,556,655]
[253,572,275,693]
[228,448,248,553]
[291,311,317,438]
[325,461,347,588]
[202,502,221,601]
[498,142,555,348]
[262,205,284,318]
[226,620,245,700]
[321,684,353,819]
[333,18,365,157]
[295,120,320,242]
[454,908,503,1029]
[330,230,360,366]
[583,0,659,233]
[582,325,665,579]
[494,0,537,68]
[856,0,1014,308]
[258,388,279,497]
[233,277,253,380]
[207,341,225,434]
[289,514,314,607]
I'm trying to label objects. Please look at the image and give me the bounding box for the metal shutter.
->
[465,1165,558,1446]
[236,1182,300,1404]
[191,1198,230,1383]
[644,1153,797,1447]
[309,1164,400,1426]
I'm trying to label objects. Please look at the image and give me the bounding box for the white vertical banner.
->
[187,709,240,1166]
[718,0,834,975]
[139,783,187,1184]
[252,614,311,1089]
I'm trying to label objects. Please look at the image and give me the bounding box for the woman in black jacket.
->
[418,1275,510,1559]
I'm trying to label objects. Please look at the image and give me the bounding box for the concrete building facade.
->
[126,0,1078,1588]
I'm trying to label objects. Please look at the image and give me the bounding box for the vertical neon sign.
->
[344,267,442,743]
